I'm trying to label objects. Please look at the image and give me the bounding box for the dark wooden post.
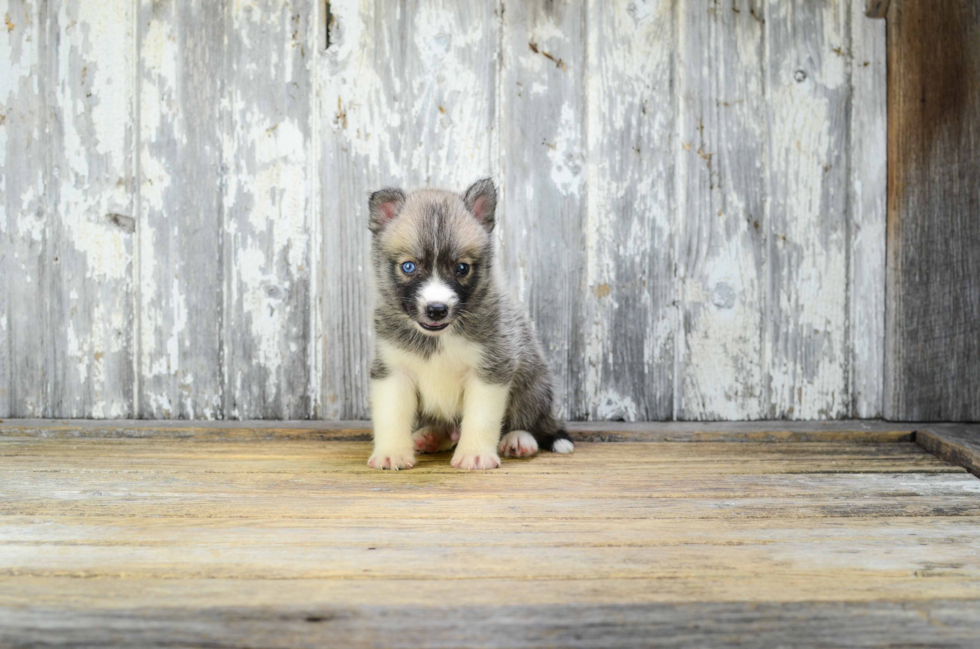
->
[882,0,980,420]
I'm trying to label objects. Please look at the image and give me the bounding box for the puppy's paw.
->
[412,426,457,454]
[498,430,539,458]
[451,450,501,470]
[552,438,574,454]
[367,448,416,470]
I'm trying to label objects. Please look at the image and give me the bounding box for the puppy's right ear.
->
[368,188,406,233]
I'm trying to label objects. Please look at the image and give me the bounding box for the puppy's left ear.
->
[463,178,497,232]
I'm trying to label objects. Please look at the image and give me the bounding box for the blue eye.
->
[455,262,470,277]
[401,261,416,274]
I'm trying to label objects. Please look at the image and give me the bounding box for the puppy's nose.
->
[425,303,449,321]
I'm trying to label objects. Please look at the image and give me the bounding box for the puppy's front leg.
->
[368,372,417,470]
[451,376,509,470]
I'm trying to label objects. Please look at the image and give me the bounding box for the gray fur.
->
[368,179,571,452]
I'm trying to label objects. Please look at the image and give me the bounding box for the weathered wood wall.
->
[884,0,980,421]
[0,0,886,421]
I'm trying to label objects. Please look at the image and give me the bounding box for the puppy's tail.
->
[538,428,574,454]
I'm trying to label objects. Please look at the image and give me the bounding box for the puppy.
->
[366,178,574,470]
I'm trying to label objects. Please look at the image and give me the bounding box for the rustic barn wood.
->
[0,418,919,443]
[1,0,47,418]
[1,1,137,418]
[849,0,888,418]
[583,0,674,421]
[1,422,979,647]
[500,0,587,420]
[3,600,980,649]
[675,0,766,419]
[866,0,891,19]
[765,0,850,419]
[885,0,980,421]
[917,424,980,478]
[136,1,226,418]
[3,1,892,420]
[221,0,317,419]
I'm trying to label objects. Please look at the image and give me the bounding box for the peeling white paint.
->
[583,0,673,420]
[1,0,886,422]
[766,0,849,420]
[546,103,584,198]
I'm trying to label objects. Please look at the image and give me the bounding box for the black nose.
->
[425,303,449,321]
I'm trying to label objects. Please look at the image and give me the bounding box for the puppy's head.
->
[369,178,496,336]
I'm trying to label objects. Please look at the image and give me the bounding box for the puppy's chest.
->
[382,338,483,421]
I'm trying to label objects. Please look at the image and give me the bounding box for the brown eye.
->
[455,262,470,277]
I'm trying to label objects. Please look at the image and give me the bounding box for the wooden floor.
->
[2,421,980,648]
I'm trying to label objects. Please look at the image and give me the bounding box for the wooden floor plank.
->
[917,424,980,477]
[5,470,976,501]
[0,419,920,443]
[5,575,980,608]
[1,428,979,647]
[3,599,980,649]
[5,514,980,546]
[4,535,980,581]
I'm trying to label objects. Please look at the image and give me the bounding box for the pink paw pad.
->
[451,452,501,470]
[412,427,458,454]
[367,452,415,470]
[498,431,539,458]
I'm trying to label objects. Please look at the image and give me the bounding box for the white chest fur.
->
[378,336,484,422]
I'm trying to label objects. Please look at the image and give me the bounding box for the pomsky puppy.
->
[366,178,574,470]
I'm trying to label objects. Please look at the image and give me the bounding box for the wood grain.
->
[0,418,920,443]
[48,0,137,418]
[849,2,887,418]
[583,0,674,420]
[137,0,225,418]
[675,0,766,419]
[866,0,891,19]
[1,1,896,421]
[917,424,980,478]
[1,429,979,647]
[500,0,586,420]
[765,0,850,419]
[885,0,980,420]
[3,600,980,649]
[1,0,46,417]
[221,0,316,418]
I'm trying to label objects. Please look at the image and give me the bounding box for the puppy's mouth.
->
[417,320,451,332]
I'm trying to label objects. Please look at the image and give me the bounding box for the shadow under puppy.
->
[367,178,574,470]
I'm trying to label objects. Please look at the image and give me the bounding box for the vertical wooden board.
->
[675,0,766,420]
[137,1,224,418]
[500,0,586,420]
[319,0,498,418]
[885,0,980,421]
[848,5,885,418]
[222,0,316,419]
[764,0,849,419]
[46,0,136,418]
[1,0,48,417]
[582,0,673,421]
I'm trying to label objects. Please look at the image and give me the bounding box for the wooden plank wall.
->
[884,0,980,421]
[0,0,886,421]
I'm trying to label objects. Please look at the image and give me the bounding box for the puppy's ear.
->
[368,188,406,233]
[462,178,497,232]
